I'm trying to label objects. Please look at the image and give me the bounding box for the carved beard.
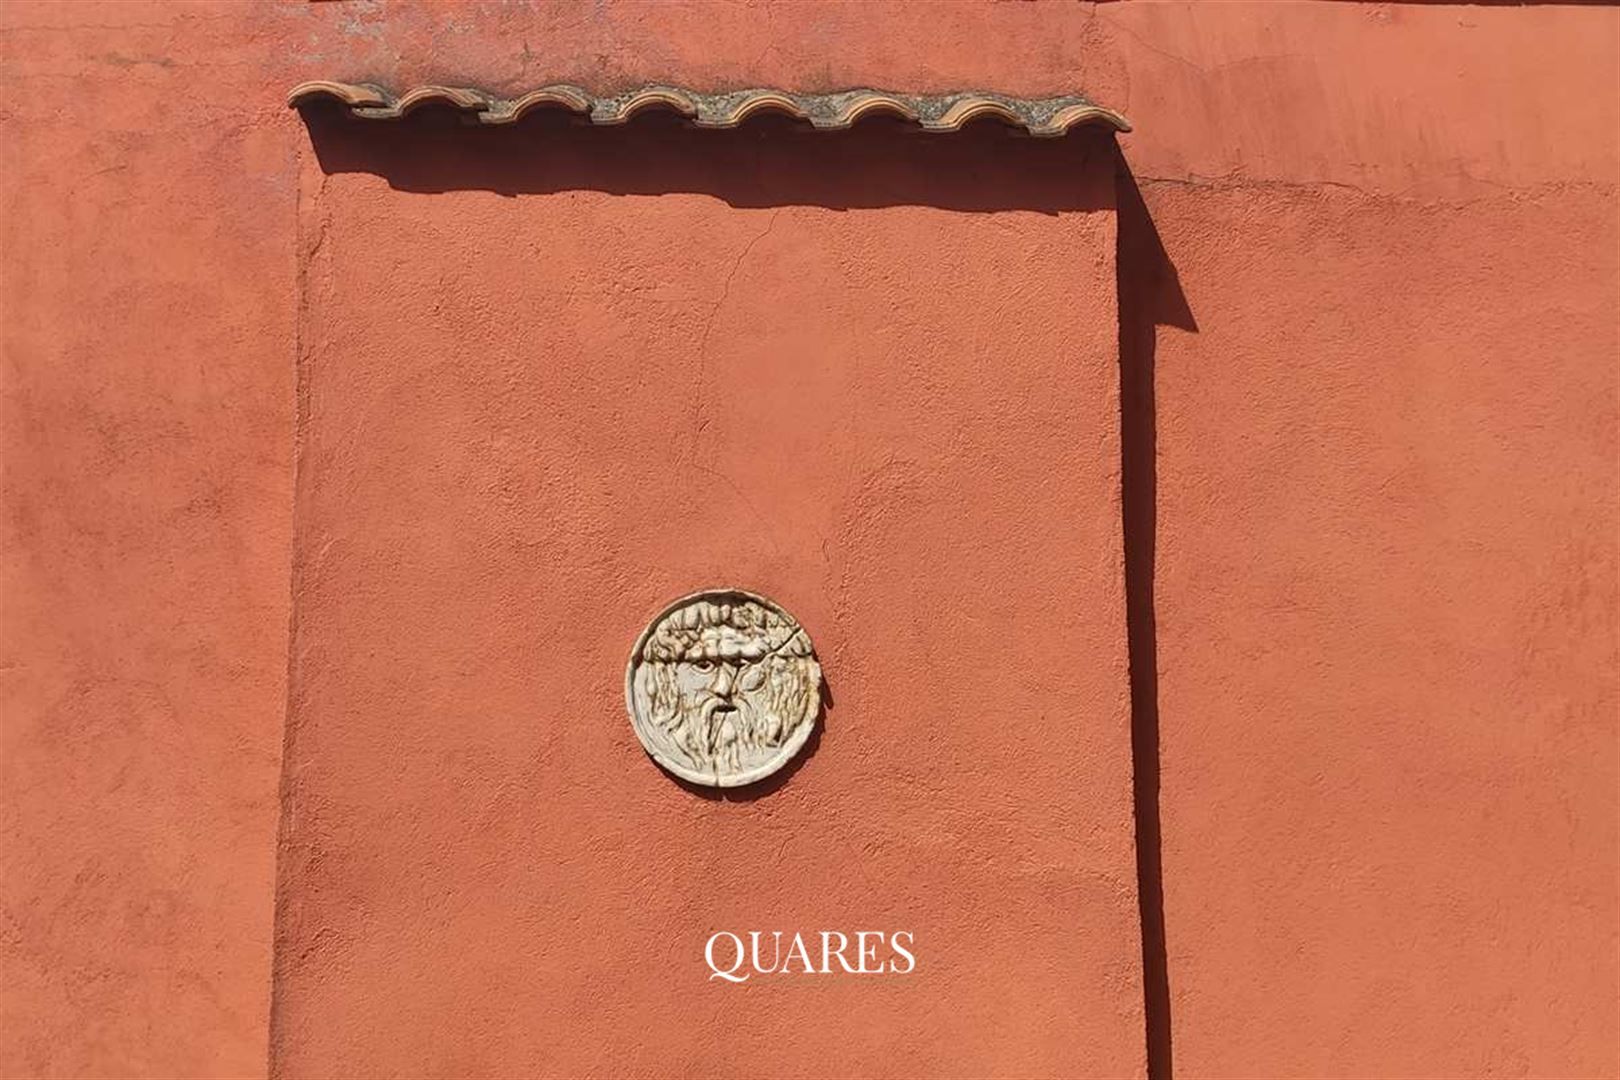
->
[641,657,816,771]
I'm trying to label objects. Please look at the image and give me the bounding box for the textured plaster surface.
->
[1,2,1615,1077]
[0,8,297,1077]
[1148,186,1618,1078]
[272,124,1138,1079]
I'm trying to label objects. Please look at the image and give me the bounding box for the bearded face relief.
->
[626,591,823,787]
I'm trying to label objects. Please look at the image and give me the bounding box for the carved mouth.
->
[700,699,738,721]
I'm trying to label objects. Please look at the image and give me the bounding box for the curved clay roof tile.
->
[287,82,1131,136]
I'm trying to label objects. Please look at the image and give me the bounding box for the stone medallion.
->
[626,590,823,788]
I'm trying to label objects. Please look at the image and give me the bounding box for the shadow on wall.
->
[297,103,1114,212]
[294,102,1196,1079]
[295,104,1115,812]
[1116,147,1197,1080]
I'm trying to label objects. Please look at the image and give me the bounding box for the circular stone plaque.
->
[625,590,823,788]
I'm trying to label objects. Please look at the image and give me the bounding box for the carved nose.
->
[710,663,736,699]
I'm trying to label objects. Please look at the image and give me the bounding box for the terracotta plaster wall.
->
[1101,10,1617,1076]
[1146,179,1617,1080]
[2,2,1616,1078]
[270,126,1138,1079]
[0,8,300,1078]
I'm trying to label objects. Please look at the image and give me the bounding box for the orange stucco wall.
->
[2,3,1614,1078]
[272,125,1139,1078]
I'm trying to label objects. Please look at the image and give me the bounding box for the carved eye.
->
[692,659,715,672]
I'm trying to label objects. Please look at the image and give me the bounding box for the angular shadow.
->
[1116,146,1196,1080]
[296,103,1114,212]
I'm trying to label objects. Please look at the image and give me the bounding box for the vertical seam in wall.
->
[265,117,310,1080]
